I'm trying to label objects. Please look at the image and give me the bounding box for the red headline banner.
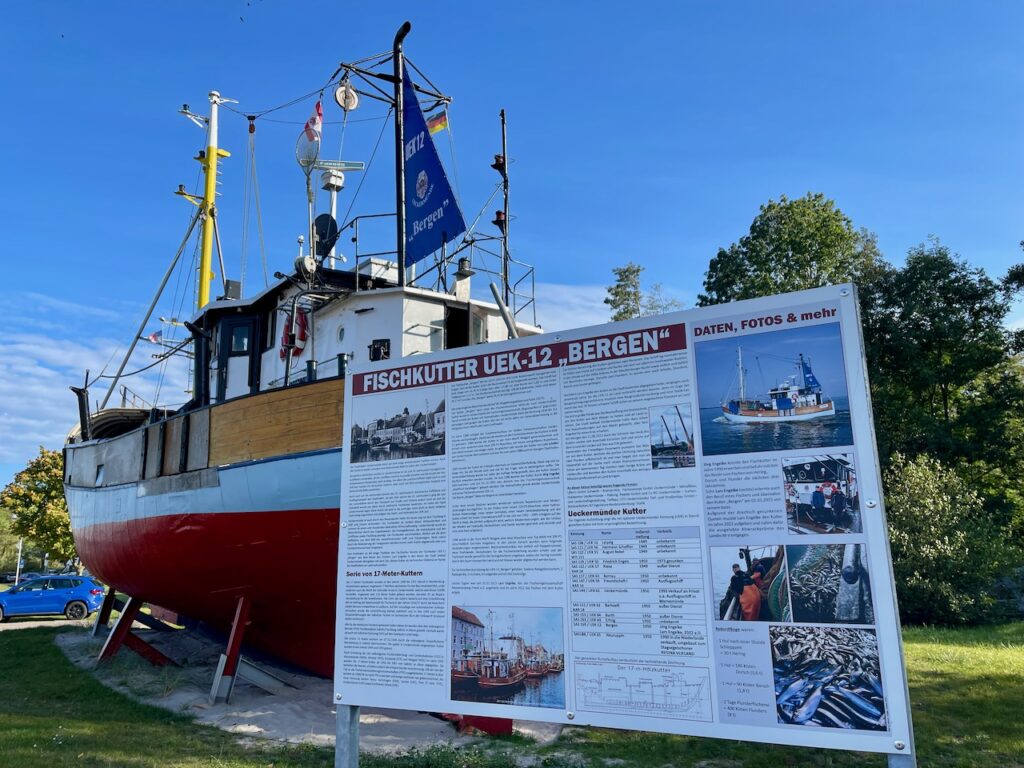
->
[353,323,687,395]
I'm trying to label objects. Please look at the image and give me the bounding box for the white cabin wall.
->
[401,298,446,357]
[254,286,538,393]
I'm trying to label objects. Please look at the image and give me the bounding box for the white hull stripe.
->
[67,448,342,531]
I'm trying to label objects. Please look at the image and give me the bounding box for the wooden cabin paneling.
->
[208,379,344,466]
[186,409,210,471]
[161,415,185,476]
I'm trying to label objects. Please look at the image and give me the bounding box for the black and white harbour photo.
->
[350,386,446,463]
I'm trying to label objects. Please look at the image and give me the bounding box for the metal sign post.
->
[334,703,360,768]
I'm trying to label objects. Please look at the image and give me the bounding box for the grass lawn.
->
[0,622,1020,768]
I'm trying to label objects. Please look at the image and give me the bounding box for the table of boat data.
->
[569,526,708,658]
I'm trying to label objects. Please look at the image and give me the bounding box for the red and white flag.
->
[303,100,323,142]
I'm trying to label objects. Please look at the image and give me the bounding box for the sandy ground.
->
[50,624,562,753]
[0,616,92,631]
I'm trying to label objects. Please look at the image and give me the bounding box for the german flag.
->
[426,111,448,135]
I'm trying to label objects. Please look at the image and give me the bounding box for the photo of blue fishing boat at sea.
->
[451,606,565,709]
[770,625,886,731]
[649,404,696,469]
[349,386,446,463]
[694,323,853,456]
[786,544,874,625]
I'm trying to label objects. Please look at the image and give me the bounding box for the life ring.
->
[279,307,309,360]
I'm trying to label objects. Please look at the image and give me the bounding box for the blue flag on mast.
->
[402,69,466,267]
[801,358,821,390]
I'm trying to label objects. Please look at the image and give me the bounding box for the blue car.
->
[0,576,105,621]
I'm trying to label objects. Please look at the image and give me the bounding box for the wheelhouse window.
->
[230,325,250,354]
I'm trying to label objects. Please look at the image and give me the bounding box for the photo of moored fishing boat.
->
[648,404,696,469]
[770,625,886,731]
[711,545,792,622]
[350,387,446,463]
[695,323,853,456]
[787,544,874,625]
[450,606,564,709]
[782,454,861,533]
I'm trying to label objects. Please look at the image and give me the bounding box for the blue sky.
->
[1,2,1023,484]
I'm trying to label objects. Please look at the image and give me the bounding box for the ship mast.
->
[738,346,746,401]
[198,91,230,309]
[393,21,412,286]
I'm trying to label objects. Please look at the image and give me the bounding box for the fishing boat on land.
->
[62,24,539,678]
[651,404,695,468]
[721,347,834,423]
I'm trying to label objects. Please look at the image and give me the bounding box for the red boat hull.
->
[75,507,339,677]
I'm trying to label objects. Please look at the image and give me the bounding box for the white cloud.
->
[0,293,191,481]
[533,283,609,332]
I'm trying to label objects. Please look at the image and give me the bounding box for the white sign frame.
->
[334,284,915,758]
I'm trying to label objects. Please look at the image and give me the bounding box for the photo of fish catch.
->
[770,626,886,731]
[787,544,874,624]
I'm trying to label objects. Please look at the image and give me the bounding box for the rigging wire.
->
[94,339,193,379]
[154,161,203,403]
[254,114,389,126]
[241,123,253,294]
[442,105,462,208]
[336,105,349,161]
[92,211,201,402]
[222,78,338,120]
[462,183,503,238]
[339,107,393,231]
[250,142,270,287]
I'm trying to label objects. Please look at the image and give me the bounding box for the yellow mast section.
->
[198,91,230,309]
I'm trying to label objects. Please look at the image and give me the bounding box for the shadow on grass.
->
[907,669,1024,767]
[0,627,334,768]
[903,622,1024,648]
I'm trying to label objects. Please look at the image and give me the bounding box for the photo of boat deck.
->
[782,453,861,534]
[711,545,792,622]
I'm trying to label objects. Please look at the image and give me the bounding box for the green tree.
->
[698,193,882,306]
[0,509,21,571]
[864,240,1024,481]
[885,454,1010,625]
[0,448,76,564]
[605,262,682,321]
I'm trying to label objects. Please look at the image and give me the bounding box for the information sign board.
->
[334,284,914,756]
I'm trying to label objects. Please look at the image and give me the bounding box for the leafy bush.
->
[885,453,1013,624]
